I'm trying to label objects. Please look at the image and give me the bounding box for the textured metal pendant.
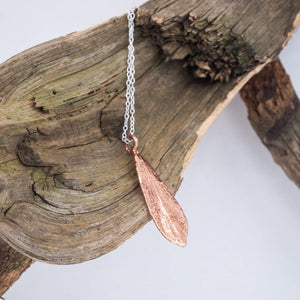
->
[125,135,188,247]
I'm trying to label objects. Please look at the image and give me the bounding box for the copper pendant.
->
[125,135,188,247]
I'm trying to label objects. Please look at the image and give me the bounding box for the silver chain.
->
[122,8,136,144]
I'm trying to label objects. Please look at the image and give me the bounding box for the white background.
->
[1,1,299,299]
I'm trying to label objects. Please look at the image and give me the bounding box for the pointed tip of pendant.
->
[167,230,188,247]
[158,224,188,248]
[163,219,188,248]
[172,220,188,248]
[174,237,187,248]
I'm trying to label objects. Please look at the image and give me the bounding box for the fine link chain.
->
[122,8,136,144]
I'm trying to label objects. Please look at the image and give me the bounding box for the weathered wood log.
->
[240,58,300,188]
[0,0,299,275]
[0,237,33,296]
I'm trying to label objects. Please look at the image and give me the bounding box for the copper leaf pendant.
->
[126,135,188,247]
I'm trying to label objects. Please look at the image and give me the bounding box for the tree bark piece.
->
[240,58,300,188]
[0,237,33,296]
[0,0,299,266]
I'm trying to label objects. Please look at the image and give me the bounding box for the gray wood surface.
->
[0,0,298,268]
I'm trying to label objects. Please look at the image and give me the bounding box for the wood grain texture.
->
[0,0,299,265]
[240,58,300,188]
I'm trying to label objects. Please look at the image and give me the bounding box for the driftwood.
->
[0,237,33,296]
[0,0,299,293]
[241,58,300,188]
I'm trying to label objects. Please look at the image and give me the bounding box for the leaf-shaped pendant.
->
[125,135,188,247]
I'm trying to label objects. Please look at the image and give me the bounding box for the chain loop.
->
[122,8,136,144]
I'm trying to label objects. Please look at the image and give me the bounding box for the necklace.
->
[122,8,188,247]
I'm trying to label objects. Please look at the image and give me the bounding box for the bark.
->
[240,58,300,188]
[0,0,299,280]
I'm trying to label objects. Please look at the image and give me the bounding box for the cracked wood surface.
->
[241,58,300,188]
[0,0,299,267]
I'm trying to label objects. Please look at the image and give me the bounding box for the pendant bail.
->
[125,134,139,155]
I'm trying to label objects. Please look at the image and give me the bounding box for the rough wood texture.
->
[0,237,33,296]
[0,0,299,267]
[240,58,300,188]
